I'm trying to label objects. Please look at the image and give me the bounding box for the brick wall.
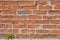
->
[0,0,60,38]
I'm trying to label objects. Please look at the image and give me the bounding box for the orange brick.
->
[28,15,42,19]
[19,16,27,19]
[12,5,23,10]
[0,24,5,28]
[55,5,60,10]
[30,34,46,38]
[4,29,12,33]
[50,30,60,34]
[35,20,49,24]
[5,24,12,28]
[21,29,34,33]
[43,15,57,19]
[57,15,60,19]
[36,0,47,5]
[36,30,50,33]
[0,1,4,5]
[3,5,11,10]
[22,6,37,10]
[33,10,47,15]
[0,5,3,10]
[3,10,12,15]
[13,25,27,28]
[18,10,32,15]
[28,25,40,28]
[39,6,52,10]
[4,1,19,5]
[19,1,35,6]
[43,25,57,29]
[16,34,30,38]
[57,25,60,29]
[49,10,60,14]
[0,15,18,19]
[19,20,35,25]
[0,20,19,24]
[12,29,19,33]
[0,29,5,33]
[51,1,60,5]
[51,20,60,24]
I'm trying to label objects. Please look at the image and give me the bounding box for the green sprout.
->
[4,34,14,40]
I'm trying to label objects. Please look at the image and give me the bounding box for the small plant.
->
[4,34,14,40]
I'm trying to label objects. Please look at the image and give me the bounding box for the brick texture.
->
[0,0,60,38]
